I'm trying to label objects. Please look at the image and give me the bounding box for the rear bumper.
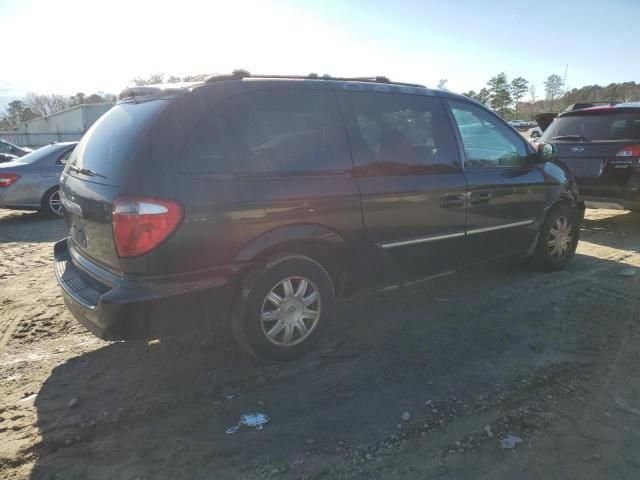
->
[579,172,640,210]
[0,183,42,210]
[54,238,241,340]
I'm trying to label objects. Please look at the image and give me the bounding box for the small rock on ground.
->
[618,267,637,277]
[500,435,523,449]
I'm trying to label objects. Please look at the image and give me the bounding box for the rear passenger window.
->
[180,90,351,175]
[448,100,528,169]
[338,91,461,175]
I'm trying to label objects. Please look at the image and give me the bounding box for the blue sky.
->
[1,0,638,97]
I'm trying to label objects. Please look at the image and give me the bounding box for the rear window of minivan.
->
[541,109,640,142]
[67,100,169,185]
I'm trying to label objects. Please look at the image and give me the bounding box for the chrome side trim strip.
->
[379,219,535,249]
[466,219,534,235]
[380,231,466,249]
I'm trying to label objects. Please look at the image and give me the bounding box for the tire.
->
[41,187,64,218]
[231,255,335,362]
[530,203,580,271]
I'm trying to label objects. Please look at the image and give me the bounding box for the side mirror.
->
[537,142,557,163]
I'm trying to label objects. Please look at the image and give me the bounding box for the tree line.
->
[0,91,117,130]
[459,73,640,120]
[0,73,199,130]
[3,72,640,130]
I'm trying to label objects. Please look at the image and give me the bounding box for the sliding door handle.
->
[469,191,492,205]
[440,193,465,208]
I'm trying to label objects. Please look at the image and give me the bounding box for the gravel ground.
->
[1,207,639,480]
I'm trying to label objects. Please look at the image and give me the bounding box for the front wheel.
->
[232,255,335,362]
[530,203,580,271]
[42,187,64,217]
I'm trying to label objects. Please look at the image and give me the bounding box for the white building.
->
[19,103,113,134]
[9,103,113,147]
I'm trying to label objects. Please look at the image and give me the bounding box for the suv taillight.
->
[0,173,20,187]
[112,196,183,257]
[616,144,640,157]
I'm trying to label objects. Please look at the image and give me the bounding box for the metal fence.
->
[0,131,84,148]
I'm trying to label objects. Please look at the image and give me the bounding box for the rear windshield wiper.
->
[69,165,106,179]
[552,135,590,142]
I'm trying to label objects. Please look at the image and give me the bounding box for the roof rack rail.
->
[204,70,425,88]
[564,101,618,112]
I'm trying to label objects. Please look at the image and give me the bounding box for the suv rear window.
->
[67,101,168,185]
[180,90,351,175]
[541,109,640,142]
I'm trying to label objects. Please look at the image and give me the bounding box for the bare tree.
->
[24,93,70,117]
[131,73,166,86]
[0,100,38,129]
[544,74,564,109]
[529,84,537,103]
[437,78,448,90]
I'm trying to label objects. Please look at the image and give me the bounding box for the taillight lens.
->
[616,144,640,157]
[0,173,20,187]
[112,196,183,257]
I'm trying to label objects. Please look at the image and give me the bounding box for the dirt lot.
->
[1,207,639,480]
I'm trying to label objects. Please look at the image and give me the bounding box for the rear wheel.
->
[530,203,580,271]
[42,187,64,217]
[232,255,335,362]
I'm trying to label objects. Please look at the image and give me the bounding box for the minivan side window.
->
[448,100,528,169]
[180,90,351,175]
[339,92,461,175]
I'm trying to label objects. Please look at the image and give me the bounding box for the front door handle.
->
[469,191,493,205]
[440,193,465,208]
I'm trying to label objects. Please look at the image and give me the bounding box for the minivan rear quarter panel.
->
[117,80,364,276]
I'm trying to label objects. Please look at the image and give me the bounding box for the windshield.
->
[12,144,66,164]
[541,110,640,142]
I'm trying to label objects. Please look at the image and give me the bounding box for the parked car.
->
[54,72,584,361]
[529,126,542,138]
[509,120,529,131]
[0,142,77,217]
[540,102,640,211]
[0,139,32,157]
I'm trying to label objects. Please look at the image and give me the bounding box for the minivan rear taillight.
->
[112,197,183,257]
[0,174,20,187]
[616,144,640,157]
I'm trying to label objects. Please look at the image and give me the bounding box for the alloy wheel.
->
[260,276,321,347]
[547,214,573,258]
[49,190,64,216]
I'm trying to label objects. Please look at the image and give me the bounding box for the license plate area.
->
[562,158,605,178]
[68,213,89,249]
